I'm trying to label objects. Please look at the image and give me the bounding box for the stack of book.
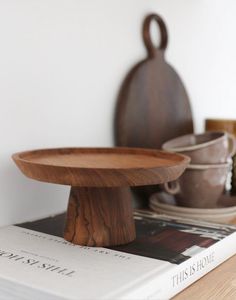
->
[0,210,236,299]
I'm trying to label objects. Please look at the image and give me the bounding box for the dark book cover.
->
[18,210,236,265]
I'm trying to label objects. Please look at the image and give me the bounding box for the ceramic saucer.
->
[149,192,236,224]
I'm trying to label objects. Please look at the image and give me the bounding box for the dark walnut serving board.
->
[115,13,193,149]
[13,147,189,247]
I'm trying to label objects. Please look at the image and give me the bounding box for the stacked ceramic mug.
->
[161,131,236,208]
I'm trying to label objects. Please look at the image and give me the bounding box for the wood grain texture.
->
[12,147,189,246]
[12,147,190,187]
[174,254,236,300]
[114,13,193,149]
[64,187,135,246]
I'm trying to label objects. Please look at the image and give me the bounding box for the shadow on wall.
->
[0,159,69,226]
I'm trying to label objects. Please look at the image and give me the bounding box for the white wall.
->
[0,0,236,225]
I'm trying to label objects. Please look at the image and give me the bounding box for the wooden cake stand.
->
[12,147,189,247]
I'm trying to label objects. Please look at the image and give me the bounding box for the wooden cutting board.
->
[114,13,194,149]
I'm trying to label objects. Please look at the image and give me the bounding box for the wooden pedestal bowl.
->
[12,147,189,247]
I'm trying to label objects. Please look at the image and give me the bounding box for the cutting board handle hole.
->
[143,13,168,58]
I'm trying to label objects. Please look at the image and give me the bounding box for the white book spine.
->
[114,232,236,300]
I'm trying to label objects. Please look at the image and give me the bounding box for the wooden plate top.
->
[13,147,190,187]
[15,148,185,169]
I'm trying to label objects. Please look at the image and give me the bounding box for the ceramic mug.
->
[163,163,230,208]
[162,131,236,164]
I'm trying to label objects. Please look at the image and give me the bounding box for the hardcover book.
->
[0,210,236,299]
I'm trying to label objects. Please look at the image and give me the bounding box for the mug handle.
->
[227,133,236,157]
[162,180,180,195]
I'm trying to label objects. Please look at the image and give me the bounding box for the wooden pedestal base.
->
[13,147,190,247]
[64,187,136,247]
